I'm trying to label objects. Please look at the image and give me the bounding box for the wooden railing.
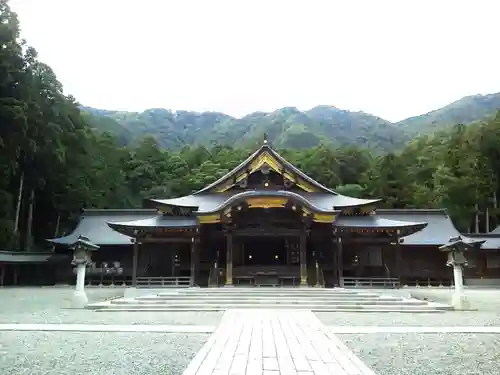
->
[342,277,400,289]
[403,279,453,287]
[136,276,191,288]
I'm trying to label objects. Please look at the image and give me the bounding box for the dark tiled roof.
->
[376,209,464,246]
[151,191,379,213]
[47,209,158,246]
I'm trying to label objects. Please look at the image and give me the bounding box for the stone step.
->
[155,291,384,298]
[168,288,364,293]
[89,303,450,312]
[93,307,447,313]
[146,294,388,301]
[117,298,426,306]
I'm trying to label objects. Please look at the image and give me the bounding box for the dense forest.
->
[1,0,500,251]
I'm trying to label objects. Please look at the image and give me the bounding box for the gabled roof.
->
[375,209,465,246]
[193,143,342,195]
[47,209,158,246]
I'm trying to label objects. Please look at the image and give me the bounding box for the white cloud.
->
[9,0,500,121]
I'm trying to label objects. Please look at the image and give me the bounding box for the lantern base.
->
[451,292,470,310]
[71,290,88,309]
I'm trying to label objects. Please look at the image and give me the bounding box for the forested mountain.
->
[1,0,500,252]
[397,93,500,135]
[83,92,500,151]
[81,105,407,152]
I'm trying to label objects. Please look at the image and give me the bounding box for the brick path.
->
[182,309,377,375]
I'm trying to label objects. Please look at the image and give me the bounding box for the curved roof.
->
[108,215,198,234]
[375,209,467,246]
[151,191,379,213]
[334,215,427,237]
[47,209,158,246]
[195,190,339,214]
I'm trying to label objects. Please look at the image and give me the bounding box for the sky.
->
[9,0,500,122]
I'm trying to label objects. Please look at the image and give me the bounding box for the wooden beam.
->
[337,236,343,287]
[132,240,139,287]
[225,232,233,285]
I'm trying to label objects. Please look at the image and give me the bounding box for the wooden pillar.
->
[225,232,233,286]
[190,237,197,287]
[286,241,291,266]
[132,239,139,287]
[13,264,18,285]
[299,231,307,285]
[395,231,401,287]
[337,236,344,287]
[195,238,200,282]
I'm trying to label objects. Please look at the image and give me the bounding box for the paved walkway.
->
[182,309,377,375]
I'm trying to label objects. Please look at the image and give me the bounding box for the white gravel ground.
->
[0,331,208,375]
[0,288,224,325]
[315,311,500,327]
[340,333,500,375]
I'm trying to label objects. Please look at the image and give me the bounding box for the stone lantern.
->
[439,236,484,310]
[69,235,99,308]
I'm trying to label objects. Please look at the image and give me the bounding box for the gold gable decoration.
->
[246,197,288,209]
[198,214,221,224]
[213,151,318,193]
[312,213,337,223]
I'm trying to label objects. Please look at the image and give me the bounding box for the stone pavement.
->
[183,309,377,375]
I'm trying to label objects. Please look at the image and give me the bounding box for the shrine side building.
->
[48,142,500,288]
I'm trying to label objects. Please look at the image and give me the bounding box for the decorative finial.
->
[263,133,268,144]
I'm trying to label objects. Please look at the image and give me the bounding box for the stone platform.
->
[183,309,377,375]
[88,287,452,312]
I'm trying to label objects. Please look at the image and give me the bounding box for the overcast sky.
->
[9,0,500,121]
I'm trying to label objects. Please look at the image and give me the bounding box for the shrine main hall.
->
[48,141,500,289]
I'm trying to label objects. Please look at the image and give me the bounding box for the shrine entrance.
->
[242,237,288,266]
